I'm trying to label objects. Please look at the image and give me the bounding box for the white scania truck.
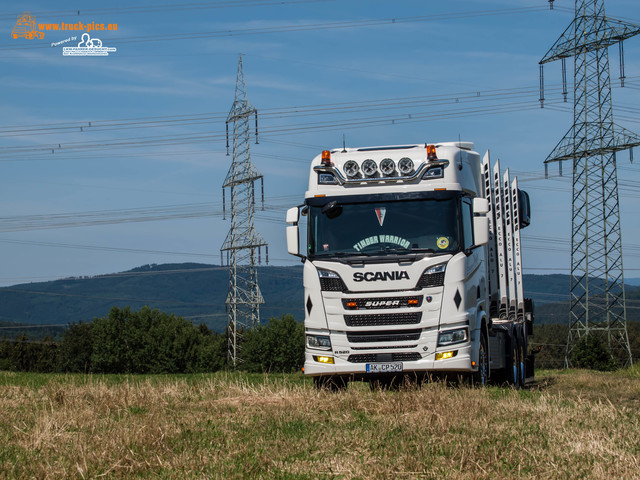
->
[286,142,534,388]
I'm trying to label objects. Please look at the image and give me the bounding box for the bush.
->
[242,314,304,373]
[58,321,94,372]
[571,334,619,371]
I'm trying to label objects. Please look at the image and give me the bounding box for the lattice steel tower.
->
[539,0,639,366]
[221,55,267,367]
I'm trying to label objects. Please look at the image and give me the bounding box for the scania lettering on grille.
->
[353,271,410,282]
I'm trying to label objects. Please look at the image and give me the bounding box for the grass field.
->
[1,368,639,479]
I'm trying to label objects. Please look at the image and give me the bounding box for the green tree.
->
[571,334,619,371]
[58,321,94,372]
[242,315,304,373]
[90,306,225,374]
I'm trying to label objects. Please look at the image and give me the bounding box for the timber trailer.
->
[285,142,534,389]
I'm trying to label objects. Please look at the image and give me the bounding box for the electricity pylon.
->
[539,0,639,367]
[221,55,267,367]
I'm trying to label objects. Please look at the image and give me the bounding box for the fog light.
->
[314,355,335,364]
[435,351,457,361]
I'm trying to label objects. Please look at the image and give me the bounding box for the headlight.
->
[438,327,468,346]
[380,158,395,176]
[398,157,414,175]
[318,269,347,292]
[417,263,446,288]
[362,159,377,177]
[307,334,332,350]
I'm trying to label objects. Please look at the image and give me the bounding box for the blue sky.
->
[1,0,640,288]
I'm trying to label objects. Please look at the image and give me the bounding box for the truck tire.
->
[510,338,521,389]
[519,342,527,387]
[471,330,489,387]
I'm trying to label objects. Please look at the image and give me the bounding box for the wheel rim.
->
[479,341,488,385]
[512,345,519,386]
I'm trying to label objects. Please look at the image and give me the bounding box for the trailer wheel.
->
[510,339,521,389]
[519,342,527,387]
[472,330,489,387]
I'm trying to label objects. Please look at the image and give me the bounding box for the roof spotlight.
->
[362,159,377,177]
[343,160,359,178]
[380,158,395,176]
[398,157,414,175]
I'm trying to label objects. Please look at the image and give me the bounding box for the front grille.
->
[348,352,422,363]
[342,296,422,310]
[347,329,421,343]
[417,272,445,288]
[351,345,417,350]
[320,277,347,292]
[344,312,422,327]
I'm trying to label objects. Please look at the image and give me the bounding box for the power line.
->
[0,0,333,20]
[0,7,554,51]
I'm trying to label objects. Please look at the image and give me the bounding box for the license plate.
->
[366,362,403,373]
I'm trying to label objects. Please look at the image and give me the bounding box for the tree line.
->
[1,305,637,374]
[0,306,303,374]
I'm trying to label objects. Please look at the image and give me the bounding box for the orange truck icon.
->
[12,12,44,40]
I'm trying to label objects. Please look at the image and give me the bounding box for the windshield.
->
[307,194,461,258]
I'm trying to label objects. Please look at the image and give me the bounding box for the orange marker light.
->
[346,301,357,309]
[408,298,419,306]
[427,144,437,161]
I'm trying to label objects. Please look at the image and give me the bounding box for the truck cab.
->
[286,142,533,388]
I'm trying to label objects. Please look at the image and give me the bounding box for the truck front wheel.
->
[471,330,489,387]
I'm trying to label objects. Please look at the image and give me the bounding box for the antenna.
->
[342,134,347,153]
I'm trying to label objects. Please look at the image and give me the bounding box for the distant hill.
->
[0,264,637,337]
[0,263,304,335]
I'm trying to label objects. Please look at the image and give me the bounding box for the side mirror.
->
[473,198,489,247]
[285,207,304,258]
[473,197,489,215]
[286,207,299,225]
[518,189,531,228]
[473,216,489,246]
[287,225,300,256]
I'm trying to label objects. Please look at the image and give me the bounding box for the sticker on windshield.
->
[353,235,410,252]
[437,237,450,249]
[375,207,386,227]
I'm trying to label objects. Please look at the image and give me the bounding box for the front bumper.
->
[304,343,474,376]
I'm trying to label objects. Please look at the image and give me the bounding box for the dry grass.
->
[0,369,639,479]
